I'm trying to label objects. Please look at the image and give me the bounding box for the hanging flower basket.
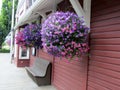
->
[16,24,43,48]
[41,11,89,58]
[16,30,26,47]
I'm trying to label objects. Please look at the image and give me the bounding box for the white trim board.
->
[69,0,91,28]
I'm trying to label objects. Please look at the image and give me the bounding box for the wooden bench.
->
[25,58,52,86]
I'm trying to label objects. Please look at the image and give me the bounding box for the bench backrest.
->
[31,58,51,76]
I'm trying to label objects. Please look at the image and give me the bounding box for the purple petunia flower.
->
[41,11,89,58]
[16,24,43,48]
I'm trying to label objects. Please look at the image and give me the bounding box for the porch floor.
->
[0,53,56,90]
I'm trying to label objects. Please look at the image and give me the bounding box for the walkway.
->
[0,53,56,90]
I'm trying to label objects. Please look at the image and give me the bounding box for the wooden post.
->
[84,0,91,28]
[69,0,91,28]
[10,0,15,63]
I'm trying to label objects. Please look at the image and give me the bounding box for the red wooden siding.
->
[53,57,88,90]
[30,48,38,66]
[88,0,120,90]
[30,49,53,65]
[30,51,88,90]
[38,50,53,62]
[52,0,88,90]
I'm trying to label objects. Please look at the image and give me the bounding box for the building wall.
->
[28,0,120,90]
[88,0,120,90]
[30,49,53,65]
[30,48,39,66]
[52,0,88,90]
[14,46,30,67]
[53,57,88,90]
[29,0,88,90]
[14,28,30,67]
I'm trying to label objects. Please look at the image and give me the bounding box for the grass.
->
[0,43,10,53]
[0,48,10,53]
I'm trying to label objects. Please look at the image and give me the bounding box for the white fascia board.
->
[14,0,47,30]
[14,0,63,30]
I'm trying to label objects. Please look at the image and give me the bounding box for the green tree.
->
[0,0,18,48]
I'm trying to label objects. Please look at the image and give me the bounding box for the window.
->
[19,47,30,59]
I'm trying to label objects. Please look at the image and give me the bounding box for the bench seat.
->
[25,58,52,86]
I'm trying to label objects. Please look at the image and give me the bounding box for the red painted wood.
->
[92,10,120,22]
[88,81,109,90]
[91,38,120,45]
[91,17,120,28]
[30,49,53,65]
[91,50,120,58]
[29,48,40,66]
[87,86,96,90]
[53,56,88,90]
[52,0,89,90]
[88,0,120,90]
[91,24,120,33]
[90,56,120,65]
[30,50,88,90]
[91,45,120,51]
[91,31,120,39]
[88,76,120,90]
[89,71,120,86]
[38,50,53,62]
[91,1,120,14]
[90,65,120,78]
[28,0,120,90]
[17,60,30,67]
[92,4,120,17]
[89,60,120,72]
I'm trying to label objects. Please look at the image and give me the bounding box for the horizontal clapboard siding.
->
[88,0,120,90]
[53,0,88,90]
[91,24,120,33]
[53,57,88,90]
[91,38,120,45]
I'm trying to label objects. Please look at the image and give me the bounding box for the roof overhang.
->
[14,0,63,30]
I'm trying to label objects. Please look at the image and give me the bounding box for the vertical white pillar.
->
[10,0,15,63]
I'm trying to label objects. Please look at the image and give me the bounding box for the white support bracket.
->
[69,0,91,28]
[52,0,57,13]
[36,12,47,21]
[84,0,91,28]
